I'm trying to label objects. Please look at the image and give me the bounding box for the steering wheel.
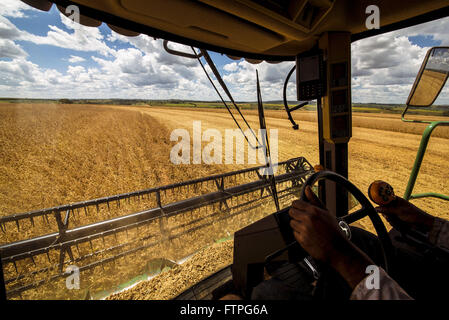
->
[293,171,394,276]
[261,170,395,299]
[260,171,395,299]
[297,171,394,272]
[237,170,396,300]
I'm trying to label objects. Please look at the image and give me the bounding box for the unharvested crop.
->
[0,103,241,299]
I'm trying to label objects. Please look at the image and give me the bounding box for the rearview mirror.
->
[407,47,449,107]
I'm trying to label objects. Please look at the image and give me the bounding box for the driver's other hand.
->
[375,197,435,232]
[289,186,349,264]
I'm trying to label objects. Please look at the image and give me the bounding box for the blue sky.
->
[1,0,449,104]
[6,6,231,75]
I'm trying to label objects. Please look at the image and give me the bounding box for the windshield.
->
[0,1,448,300]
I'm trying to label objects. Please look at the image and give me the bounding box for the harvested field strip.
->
[135,106,449,138]
[106,239,234,300]
[141,107,449,232]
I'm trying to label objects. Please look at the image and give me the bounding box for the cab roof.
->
[24,0,449,61]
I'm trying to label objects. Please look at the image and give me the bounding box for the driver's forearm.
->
[329,241,374,290]
[330,242,413,300]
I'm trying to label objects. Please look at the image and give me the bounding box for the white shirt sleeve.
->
[350,267,413,300]
[429,217,449,250]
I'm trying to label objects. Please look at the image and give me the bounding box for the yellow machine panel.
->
[319,32,352,144]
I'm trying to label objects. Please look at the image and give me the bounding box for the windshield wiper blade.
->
[193,47,262,150]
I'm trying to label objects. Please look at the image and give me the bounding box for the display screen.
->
[299,55,320,82]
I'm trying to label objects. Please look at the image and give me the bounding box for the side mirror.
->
[407,47,449,107]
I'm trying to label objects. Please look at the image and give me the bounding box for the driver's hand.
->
[289,186,348,264]
[375,197,435,232]
[289,186,374,289]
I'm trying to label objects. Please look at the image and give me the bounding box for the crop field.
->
[135,105,449,215]
[0,103,448,299]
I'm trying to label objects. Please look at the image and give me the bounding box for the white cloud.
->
[21,17,115,57]
[222,60,295,101]
[0,38,27,58]
[348,16,449,104]
[0,0,39,18]
[0,1,448,105]
[351,32,435,103]
[394,16,449,46]
[0,58,41,86]
[0,15,22,39]
[0,39,221,100]
[68,55,86,63]
[223,62,238,72]
[0,14,115,57]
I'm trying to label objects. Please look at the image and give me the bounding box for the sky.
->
[0,0,449,104]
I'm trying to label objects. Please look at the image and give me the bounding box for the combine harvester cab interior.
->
[1,0,449,301]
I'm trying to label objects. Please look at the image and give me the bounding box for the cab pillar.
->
[318,32,352,217]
